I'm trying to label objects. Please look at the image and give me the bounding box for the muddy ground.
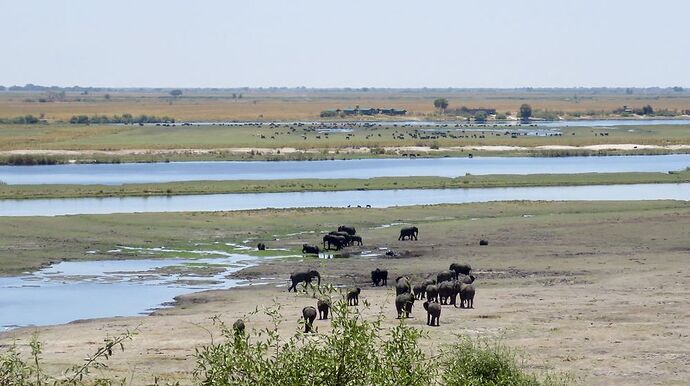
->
[1,202,689,385]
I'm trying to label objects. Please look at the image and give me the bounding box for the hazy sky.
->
[1,0,688,88]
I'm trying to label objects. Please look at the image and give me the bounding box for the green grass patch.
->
[2,170,690,200]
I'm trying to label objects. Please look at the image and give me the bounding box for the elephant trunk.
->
[315,272,321,286]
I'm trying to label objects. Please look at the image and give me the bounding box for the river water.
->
[1,154,689,185]
[1,183,688,217]
[0,250,261,329]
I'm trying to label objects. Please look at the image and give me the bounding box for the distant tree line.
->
[0,115,42,124]
[69,113,175,124]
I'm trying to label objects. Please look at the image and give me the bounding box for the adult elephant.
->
[338,225,356,236]
[437,270,454,284]
[438,281,455,305]
[395,293,415,318]
[323,234,347,250]
[395,276,411,295]
[302,244,320,255]
[457,275,476,309]
[398,226,418,241]
[329,231,352,246]
[371,268,388,286]
[288,269,321,292]
[449,263,472,279]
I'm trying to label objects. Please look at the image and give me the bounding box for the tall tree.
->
[519,104,532,120]
[169,89,183,98]
[433,98,449,113]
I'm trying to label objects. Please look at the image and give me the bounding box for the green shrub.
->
[440,338,566,386]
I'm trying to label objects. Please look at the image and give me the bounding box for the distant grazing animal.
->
[257,243,266,251]
[395,293,415,318]
[288,270,321,292]
[302,244,320,255]
[398,226,419,241]
[317,298,330,320]
[338,225,356,235]
[302,306,317,333]
[350,235,363,246]
[395,276,411,295]
[347,287,361,306]
[449,263,472,279]
[479,239,489,246]
[423,301,441,326]
[371,268,388,286]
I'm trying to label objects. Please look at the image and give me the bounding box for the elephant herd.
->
[300,224,419,256]
[391,264,476,326]
[285,261,476,332]
[225,223,474,335]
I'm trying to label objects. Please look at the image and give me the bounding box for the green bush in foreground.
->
[194,289,568,386]
[1,291,568,385]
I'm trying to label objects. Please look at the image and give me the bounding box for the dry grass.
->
[2,89,689,121]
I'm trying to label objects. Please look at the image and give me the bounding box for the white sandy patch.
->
[2,143,690,158]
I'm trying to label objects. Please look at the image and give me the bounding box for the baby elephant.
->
[232,318,245,334]
[302,306,317,333]
[347,287,361,306]
[317,298,331,320]
[257,243,266,251]
[423,301,441,326]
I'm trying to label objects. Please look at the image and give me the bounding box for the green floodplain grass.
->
[1,170,689,199]
[1,200,688,276]
[1,122,690,154]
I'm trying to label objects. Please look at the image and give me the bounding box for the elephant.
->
[323,234,347,250]
[395,276,411,295]
[422,278,436,288]
[450,281,462,306]
[257,243,266,251]
[338,225,356,235]
[232,318,245,334]
[302,306,317,333]
[423,301,441,326]
[438,281,455,305]
[460,274,476,285]
[458,277,476,309]
[425,284,439,303]
[347,287,361,306]
[479,239,489,246]
[413,283,426,299]
[288,270,321,292]
[398,226,418,241]
[329,231,352,245]
[302,244,320,255]
[449,263,472,279]
[371,268,388,286]
[350,235,363,246]
[317,298,330,320]
[395,293,415,318]
[437,270,455,284]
